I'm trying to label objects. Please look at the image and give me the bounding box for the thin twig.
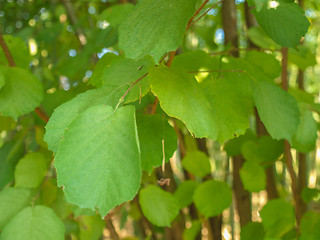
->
[186,0,210,30]
[190,1,223,26]
[188,69,244,73]
[209,47,279,56]
[0,33,16,67]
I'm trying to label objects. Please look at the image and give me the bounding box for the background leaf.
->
[0,66,43,119]
[0,205,65,240]
[139,185,180,227]
[182,151,211,178]
[193,180,232,218]
[14,152,49,189]
[0,188,32,229]
[260,199,295,238]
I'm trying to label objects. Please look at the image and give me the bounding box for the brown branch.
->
[104,217,120,240]
[0,33,16,67]
[35,107,49,123]
[281,47,300,223]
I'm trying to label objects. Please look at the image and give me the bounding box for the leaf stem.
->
[115,73,148,111]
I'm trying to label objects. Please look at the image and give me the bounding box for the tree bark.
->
[222,0,252,228]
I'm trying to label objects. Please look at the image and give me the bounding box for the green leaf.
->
[0,68,4,90]
[240,161,266,192]
[260,199,295,238]
[174,180,199,208]
[247,27,280,50]
[289,45,317,70]
[99,3,135,27]
[44,85,126,153]
[253,0,310,47]
[139,185,180,227]
[0,35,32,69]
[240,222,265,240]
[182,151,211,178]
[0,116,16,131]
[183,220,202,240]
[0,140,24,189]
[88,53,120,87]
[79,215,105,240]
[292,108,317,153]
[118,0,197,62]
[54,105,141,217]
[136,114,177,173]
[14,152,48,189]
[0,205,65,240]
[241,136,283,164]
[193,180,232,218]
[302,187,320,203]
[171,50,213,71]
[201,77,253,143]
[253,80,300,141]
[101,56,154,103]
[224,129,256,157]
[0,188,32,229]
[0,66,43,119]
[300,211,320,240]
[149,65,217,139]
[244,51,281,80]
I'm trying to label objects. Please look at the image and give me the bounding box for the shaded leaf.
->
[136,114,177,173]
